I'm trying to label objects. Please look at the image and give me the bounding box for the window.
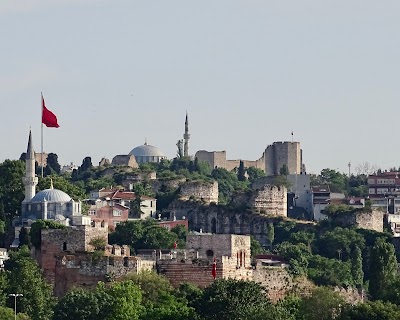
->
[63,242,67,251]
[206,250,214,257]
[113,209,122,217]
[88,210,96,216]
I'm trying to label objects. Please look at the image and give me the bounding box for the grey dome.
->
[129,144,165,157]
[30,189,72,203]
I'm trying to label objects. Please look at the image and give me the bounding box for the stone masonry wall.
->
[225,156,265,172]
[333,209,384,232]
[186,234,251,266]
[264,142,301,176]
[179,181,219,204]
[249,185,287,216]
[253,267,293,302]
[39,222,108,286]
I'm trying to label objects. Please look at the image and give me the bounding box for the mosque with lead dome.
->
[19,131,89,228]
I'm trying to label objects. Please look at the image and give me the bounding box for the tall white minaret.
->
[22,130,38,202]
[183,112,190,157]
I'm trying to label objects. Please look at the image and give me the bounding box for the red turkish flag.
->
[212,257,217,279]
[42,95,59,128]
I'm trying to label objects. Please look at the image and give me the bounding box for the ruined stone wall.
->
[333,210,384,232]
[111,155,139,168]
[172,201,286,245]
[249,185,287,216]
[53,254,141,297]
[179,181,219,204]
[253,267,293,302]
[151,178,186,194]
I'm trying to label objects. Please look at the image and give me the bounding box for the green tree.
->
[109,220,177,252]
[53,281,142,320]
[290,231,315,253]
[37,175,86,201]
[369,238,398,300]
[0,306,30,320]
[170,225,187,248]
[247,167,266,183]
[53,288,102,320]
[307,255,353,287]
[194,278,271,320]
[351,246,364,288]
[250,236,265,257]
[97,281,142,320]
[124,271,195,320]
[237,161,246,182]
[0,159,25,221]
[274,242,309,276]
[317,227,365,261]
[299,287,346,320]
[46,153,61,174]
[339,300,400,320]
[80,157,93,172]
[5,246,54,320]
[279,164,289,176]
[18,227,31,247]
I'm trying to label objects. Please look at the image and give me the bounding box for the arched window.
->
[243,252,246,267]
[111,246,115,255]
[239,251,243,267]
[101,220,105,227]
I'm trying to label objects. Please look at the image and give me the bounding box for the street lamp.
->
[9,293,23,320]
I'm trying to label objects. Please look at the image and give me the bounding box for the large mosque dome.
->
[30,188,72,203]
[129,143,167,163]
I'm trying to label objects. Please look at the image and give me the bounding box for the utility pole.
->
[9,293,23,320]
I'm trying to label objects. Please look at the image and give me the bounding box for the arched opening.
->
[101,220,105,227]
[111,246,116,255]
[123,257,129,267]
[211,217,217,234]
[206,249,214,257]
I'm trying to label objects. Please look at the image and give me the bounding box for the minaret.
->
[183,112,190,157]
[22,130,38,202]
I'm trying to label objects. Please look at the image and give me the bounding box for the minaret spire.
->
[22,130,38,202]
[183,111,190,157]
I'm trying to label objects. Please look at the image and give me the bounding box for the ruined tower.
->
[22,130,38,202]
[183,112,190,157]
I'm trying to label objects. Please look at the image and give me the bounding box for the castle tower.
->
[22,130,38,202]
[183,112,190,157]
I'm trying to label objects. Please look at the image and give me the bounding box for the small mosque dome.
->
[129,142,167,163]
[30,189,72,203]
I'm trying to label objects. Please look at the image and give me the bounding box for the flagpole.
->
[41,92,44,178]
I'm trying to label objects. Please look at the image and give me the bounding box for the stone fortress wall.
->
[249,185,287,216]
[195,141,302,175]
[179,181,219,204]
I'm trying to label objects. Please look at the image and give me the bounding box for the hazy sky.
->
[1,0,399,174]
